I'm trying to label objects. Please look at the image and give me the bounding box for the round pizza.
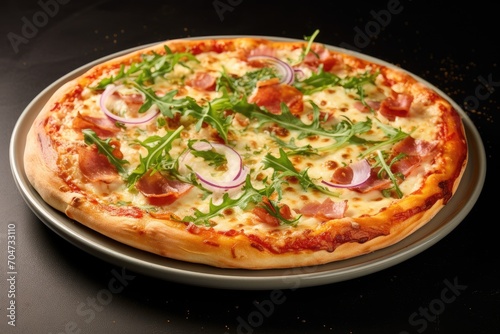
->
[24,32,468,269]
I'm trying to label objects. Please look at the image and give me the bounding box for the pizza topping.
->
[392,136,436,157]
[247,55,295,85]
[248,81,304,115]
[185,72,217,91]
[379,92,414,121]
[136,170,193,206]
[252,197,295,227]
[72,112,121,137]
[262,148,339,197]
[179,141,248,195]
[82,129,129,177]
[23,34,470,269]
[77,146,120,183]
[297,198,348,221]
[321,159,371,189]
[126,126,184,186]
[100,84,160,124]
[92,45,199,90]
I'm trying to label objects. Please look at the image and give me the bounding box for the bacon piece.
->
[249,81,304,115]
[73,112,120,137]
[111,91,145,117]
[252,197,293,227]
[297,198,348,221]
[355,137,437,193]
[392,136,436,157]
[248,45,277,58]
[353,100,381,113]
[136,170,192,206]
[379,92,414,121]
[303,45,338,72]
[78,146,119,183]
[186,72,216,92]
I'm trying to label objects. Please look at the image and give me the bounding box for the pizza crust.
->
[23,36,468,270]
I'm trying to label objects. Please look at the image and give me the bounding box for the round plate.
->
[10,37,486,290]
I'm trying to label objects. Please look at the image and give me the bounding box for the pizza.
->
[23,32,468,270]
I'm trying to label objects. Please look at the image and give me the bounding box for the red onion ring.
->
[179,141,247,192]
[100,84,159,124]
[197,166,249,191]
[321,159,371,188]
[248,55,295,85]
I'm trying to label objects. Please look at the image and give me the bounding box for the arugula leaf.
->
[293,65,341,94]
[131,83,196,118]
[93,46,198,89]
[359,119,411,158]
[181,176,263,226]
[217,67,278,96]
[126,126,184,186]
[340,71,379,110]
[251,101,370,147]
[294,29,320,65]
[82,129,129,176]
[295,67,378,103]
[188,140,227,168]
[373,150,405,198]
[262,148,339,197]
[270,135,319,156]
[259,197,301,226]
[184,96,234,144]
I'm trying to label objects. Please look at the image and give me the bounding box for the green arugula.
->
[262,148,339,197]
[180,174,299,226]
[129,85,239,143]
[130,83,195,118]
[294,68,378,108]
[259,197,302,226]
[181,176,263,226]
[293,65,341,94]
[126,126,184,187]
[248,101,371,147]
[359,118,411,158]
[294,29,321,65]
[373,150,406,198]
[82,129,129,176]
[187,140,227,168]
[269,135,319,156]
[93,46,198,89]
[217,67,278,96]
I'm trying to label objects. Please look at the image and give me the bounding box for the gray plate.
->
[9,37,486,290]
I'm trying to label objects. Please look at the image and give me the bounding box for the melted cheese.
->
[53,44,444,235]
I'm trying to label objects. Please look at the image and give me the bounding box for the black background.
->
[1,1,498,333]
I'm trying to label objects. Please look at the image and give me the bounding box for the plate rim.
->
[9,35,487,290]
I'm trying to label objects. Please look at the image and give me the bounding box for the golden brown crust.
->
[24,36,468,269]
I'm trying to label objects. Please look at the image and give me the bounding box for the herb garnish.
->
[126,126,183,187]
[262,148,339,197]
[93,46,198,89]
[82,129,129,176]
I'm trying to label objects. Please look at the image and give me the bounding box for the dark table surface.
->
[1,1,498,333]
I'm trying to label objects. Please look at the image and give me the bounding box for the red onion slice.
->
[100,84,159,124]
[248,55,295,85]
[321,159,371,188]
[197,166,249,191]
[179,141,247,192]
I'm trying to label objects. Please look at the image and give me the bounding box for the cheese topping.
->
[48,41,445,235]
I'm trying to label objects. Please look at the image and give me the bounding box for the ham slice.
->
[73,112,120,137]
[249,80,304,115]
[297,198,348,221]
[379,92,414,121]
[136,170,192,206]
[78,146,119,183]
